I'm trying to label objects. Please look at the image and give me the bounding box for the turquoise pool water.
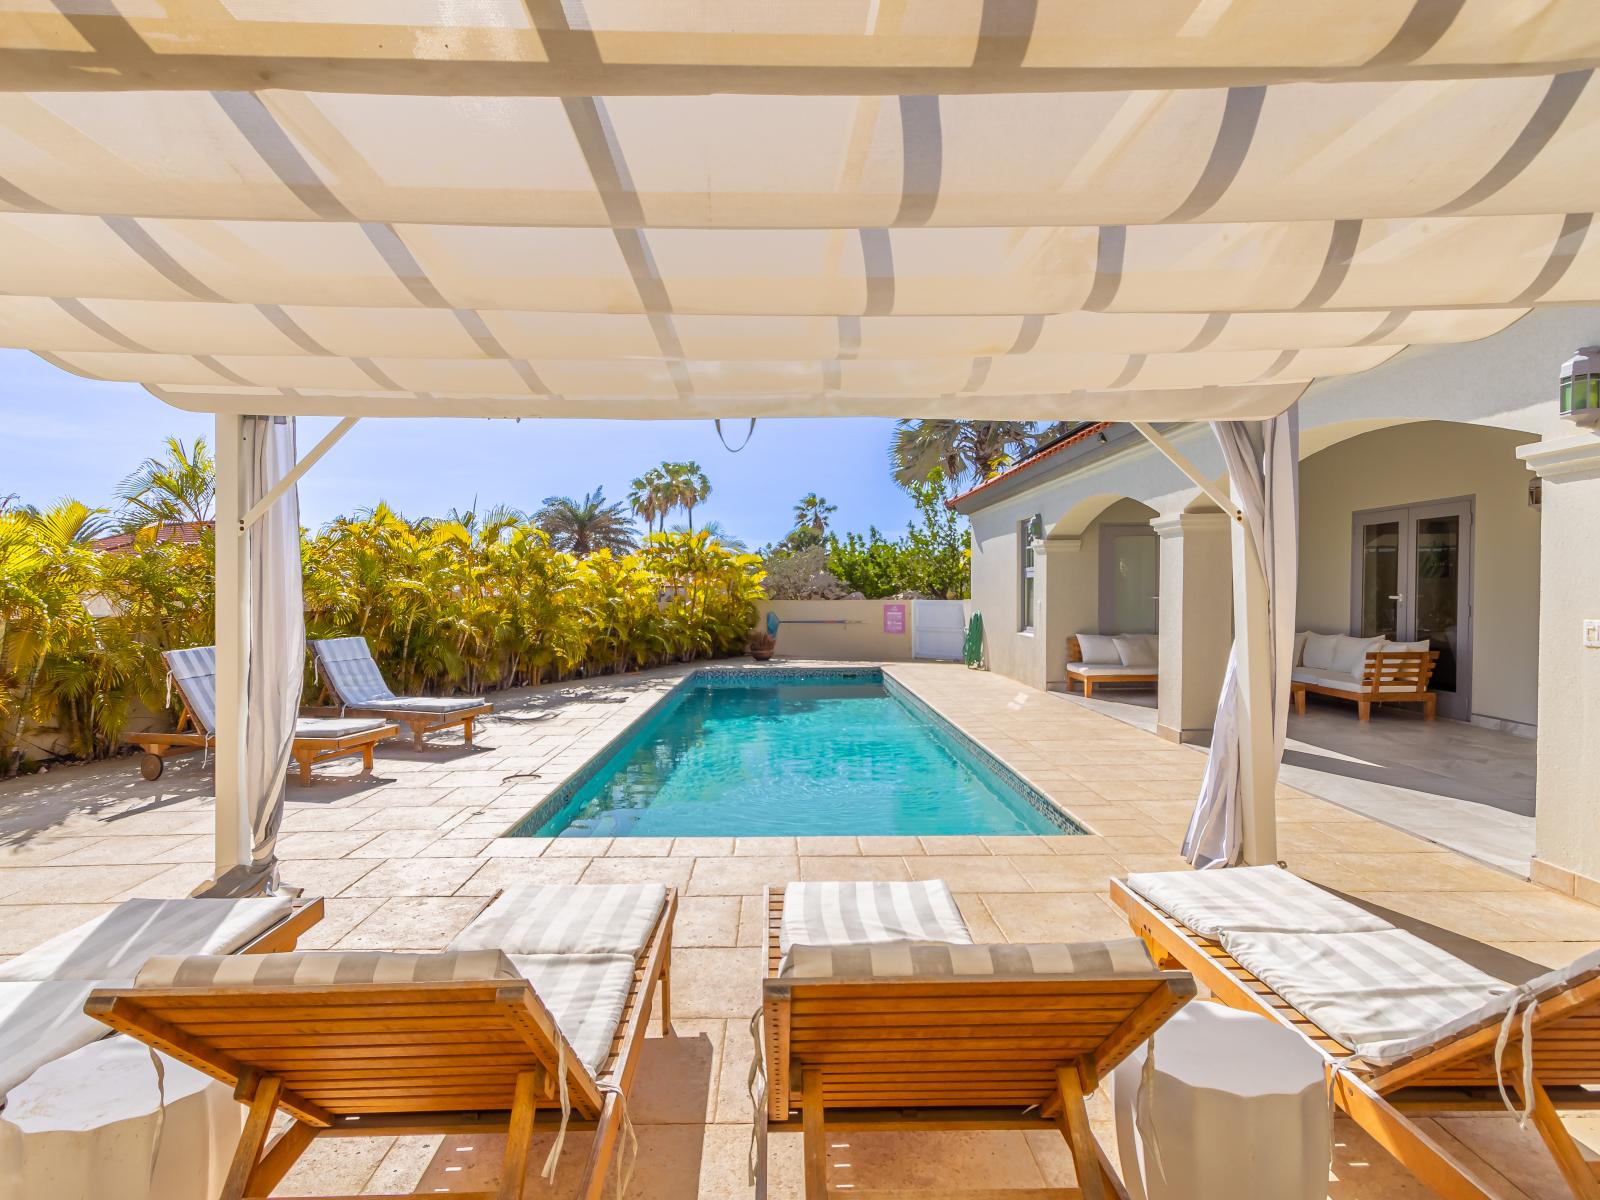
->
[511,669,1077,838]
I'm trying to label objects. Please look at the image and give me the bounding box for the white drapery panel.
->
[0,1,1598,421]
[204,416,303,898]
[1183,407,1298,870]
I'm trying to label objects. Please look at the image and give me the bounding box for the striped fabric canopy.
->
[1,2,1598,420]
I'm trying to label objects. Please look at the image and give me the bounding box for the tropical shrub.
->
[825,475,971,600]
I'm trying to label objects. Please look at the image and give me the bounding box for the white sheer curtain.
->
[1182,405,1299,869]
[206,416,303,897]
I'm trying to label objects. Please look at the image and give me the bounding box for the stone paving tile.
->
[1,660,1595,1200]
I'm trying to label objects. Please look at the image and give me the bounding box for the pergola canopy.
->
[1,3,1598,419]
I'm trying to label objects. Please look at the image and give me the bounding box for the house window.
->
[1019,515,1041,630]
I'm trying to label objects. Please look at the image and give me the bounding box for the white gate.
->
[912,599,967,661]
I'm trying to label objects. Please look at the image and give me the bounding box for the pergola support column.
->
[212,411,251,879]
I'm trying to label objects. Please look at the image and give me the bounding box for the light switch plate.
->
[1585,619,1600,649]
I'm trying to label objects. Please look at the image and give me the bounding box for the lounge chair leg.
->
[1294,688,1306,716]
[245,1119,318,1197]
[1423,695,1436,721]
[1518,1077,1600,1199]
[1083,680,1094,699]
[362,743,375,773]
[802,1067,828,1200]
[221,1074,283,1200]
[297,753,312,787]
[412,722,425,751]
[1053,1066,1109,1200]
[464,716,476,745]
[1357,700,1371,722]
[497,1071,541,1200]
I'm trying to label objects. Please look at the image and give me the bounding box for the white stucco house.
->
[952,306,1600,900]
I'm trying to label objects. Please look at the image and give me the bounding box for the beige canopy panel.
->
[0,2,1595,419]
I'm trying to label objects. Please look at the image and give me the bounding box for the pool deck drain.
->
[0,658,1595,1198]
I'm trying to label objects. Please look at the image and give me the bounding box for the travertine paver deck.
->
[0,660,1595,1198]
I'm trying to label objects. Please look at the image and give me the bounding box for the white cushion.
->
[1380,639,1430,654]
[0,980,113,1102]
[1293,630,1310,666]
[1223,928,1509,1059]
[1113,635,1157,668]
[0,897,294,983]
[1124,866,1390,940]
[509,953,635,1073]
[1069,663,1159,678]
[449,883,667,957]
[1301,633,1339,670]
[135,949,519,988]
[1074,633,1120,665]
[781,938,1155,979]
[780,881,972,956]
[1331,635,1384,676]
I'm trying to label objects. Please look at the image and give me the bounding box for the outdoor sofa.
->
[86,881,676,1200]
[310,636,492,751]
[1111,866,1600,1199]
[760,879,1195,1200]
[0,894,322,1104]
[1065,632,1160,698]
[1291,631,1440,721]
[123,645,398,782]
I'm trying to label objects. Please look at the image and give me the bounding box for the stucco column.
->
[1520,433,1600,898]
[1035,535,1088,689]
[1150,511,1233,743]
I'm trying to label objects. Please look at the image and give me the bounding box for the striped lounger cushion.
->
[0,980,117,1102]
[1223,929,1511,1060]
[313,637,397,707]
[163,646,220,735]
[1124,865,1391,939]
[0,897,295,983]
[782,938,1155,979]
[449,883,668,957]
[779,880,972,956]
[135,949,634,1075]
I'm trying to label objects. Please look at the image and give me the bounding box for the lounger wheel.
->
[140,753,164,781]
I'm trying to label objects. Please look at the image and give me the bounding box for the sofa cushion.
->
[1074,633,1120,665]
[1124,866,1390,940]
[449,883,667,957]
[1070,664,1160,678]
[1331,635,1385,676]
[780,881,972,956]
[1301,632,1339,670]
[1114,634,1158,668]
[1293,630,1310,666]
[1381,639,1431,654]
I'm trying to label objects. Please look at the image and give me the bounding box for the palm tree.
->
[115,437,215,532]
[669,519,746,551]
[663,462,711,533]
[628,469,668,535]
[535,488,640,557]
[889,420,1037,493]
[793,493,837,534]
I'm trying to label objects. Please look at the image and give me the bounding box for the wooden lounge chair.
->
[1,895,323,1102]
[310,636,492,751]
[1111,873,1600,1200]
[124,646,398,783]
[763,883,1195,1200]
[1291,647,1440,721]
[85,884,676,1200]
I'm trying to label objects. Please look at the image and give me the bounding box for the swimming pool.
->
[509,668,1081,838]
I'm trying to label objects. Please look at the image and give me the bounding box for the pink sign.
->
[883,603,906,635]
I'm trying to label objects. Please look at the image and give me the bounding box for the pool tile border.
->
[504,664,1084,839]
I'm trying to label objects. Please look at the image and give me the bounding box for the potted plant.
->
[747,630,777,661]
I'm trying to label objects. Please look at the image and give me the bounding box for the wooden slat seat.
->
[763,887,1195,1200]
[84,889,676,1200]
[1110,877,1600,1199]
[1292,648,1440,721]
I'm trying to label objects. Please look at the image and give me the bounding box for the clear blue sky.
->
[0,350,921,548]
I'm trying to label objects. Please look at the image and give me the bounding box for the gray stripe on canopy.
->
[1180,312,1230,352]
[895,95,943,226]
[1297,219,1362,310]
[823,361,841,391]
[961,357,992,392]
[0,173,54,212]
[1430,70,1593,215]
[860,230,896,315]
[1363,0,1467,67]
[1511,211,1593,303]
[1008,315,1044,355]
[1081,226,1125,312]
[256,304,333,355]
[103,217,227,303]
[972,0,1037,70]
[1254,349,1298,380]
[1164,86,1266,222]
[53,297,150,352]
[836,316,862,359]
[195,355,253,386]
[1354,309,1412,346]
[212,91,354,220]
[1107,354,1145,389]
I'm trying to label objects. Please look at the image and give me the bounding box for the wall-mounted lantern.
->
[1559,346,1600,424]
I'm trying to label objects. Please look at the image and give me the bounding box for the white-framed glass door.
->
[1099,524,1159,634]
[1351,498,1473,719]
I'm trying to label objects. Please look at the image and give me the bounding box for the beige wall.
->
[757,599,922,661]
[1298,421,1541,731]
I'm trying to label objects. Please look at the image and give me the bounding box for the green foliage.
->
[825,474,970,600]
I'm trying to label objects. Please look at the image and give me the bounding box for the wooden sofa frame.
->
[312,683,493,751]
[86,889,675,1200]
[123,706,398,785]
[762,887,1194,1200]
[1065,635,1159,700]
[1110,878,1600,1200]
[1293,648,1440,721]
